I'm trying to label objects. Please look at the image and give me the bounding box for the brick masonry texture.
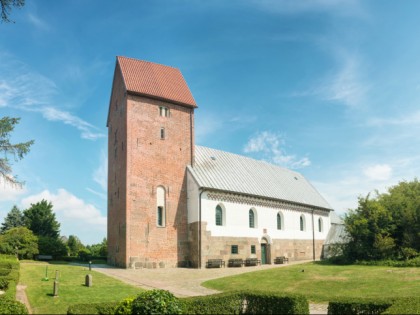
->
[108,61,194,268]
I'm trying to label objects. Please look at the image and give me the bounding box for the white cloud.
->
[20,189,106,244]
[0,177,27,202]
[368,110,420,127]
[244,131,311,169]
[363,164,392,181]
[93,151,107,191]
[0,52,105,140]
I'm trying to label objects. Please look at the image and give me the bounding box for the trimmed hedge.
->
[67,302,117,315]
[132,290,183,314]
[182,292,244,314]
[327,298,392,315]
[0,297,28,315]
[182,291,309,314]
[382,297,420,314]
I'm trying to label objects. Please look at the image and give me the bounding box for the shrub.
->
[182,291,309,314]
[182,292,244,314]
[328,298,392,315]
[67,302,117,315]
[0,297,28,315]
[383,297,420,314]
[131,290,182,315]
[114,297,135,315]
[244,291,308,315]
[0,278,9,290]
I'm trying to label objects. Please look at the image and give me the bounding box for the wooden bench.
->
[245,258,261,266]
[206,259,225,268]
[228,258,244,267]
[37,255,53,261]
[274,256,289,264]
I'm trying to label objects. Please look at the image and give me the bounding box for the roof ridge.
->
[117,56,180,71]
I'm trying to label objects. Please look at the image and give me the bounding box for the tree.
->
[38,236,67,257]
[23,199,60,239]
[343,179,420,261]
[87,238,107,257]
[1,205,24,233]
[0,117,34,186]
[0,0,24,23]
[67,235,83,256]
[0,227,38,259]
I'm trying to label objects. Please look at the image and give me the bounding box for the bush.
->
[182,292,244,314]
[328,298,392,315]
[114,297,135,315]
[0,278,9,290]
[182,291,308,314]
[244,291,308,314]
[0,297,28,315]
[131,290,182,315]
[67,302,117,315]
[383,297,420,314]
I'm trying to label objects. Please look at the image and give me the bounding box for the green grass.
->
[202,262,420,303]
[20,261,142,314]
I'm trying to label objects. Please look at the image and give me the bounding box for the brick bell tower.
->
[107,56,197,268]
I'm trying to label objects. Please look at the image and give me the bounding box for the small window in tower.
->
[251,245,256,254]
[160,127,165,139]
[157,206,164,227]
[231,245,238,254]
[159,106,170,117]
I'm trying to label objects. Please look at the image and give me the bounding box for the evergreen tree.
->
[1,205,24,233]
[23,199,60,239]
[0,117,34,186]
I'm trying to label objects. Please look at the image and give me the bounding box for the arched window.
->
[156,186,166,227]
[277,212,284,230]
[249,209,255,228]
[318,218,323,232]
[215,205,223,226]
[300,215,305,231]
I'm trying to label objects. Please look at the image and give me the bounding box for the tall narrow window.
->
[300,215,305,231]
[159,106,170,117]
[277,212,283,230]
[160,127,165,139]
[156,186,166,227]
[215,205,223,226]
[251,245,256,254]
[318,218,323,232]
[157,206,163,226]
[249,209,255,228]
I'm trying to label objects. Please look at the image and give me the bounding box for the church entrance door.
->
[261,244,267,264]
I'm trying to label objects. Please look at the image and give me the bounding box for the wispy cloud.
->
[0,52,105,140]
[368,110,420,127]
[249,0,365,18]
[27,13,50,31]
[315,51,368,108]
[20,189,106,244]
[244,131,310,169]
[93,151,107,191]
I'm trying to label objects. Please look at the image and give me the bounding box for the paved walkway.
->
[16,260,327,314]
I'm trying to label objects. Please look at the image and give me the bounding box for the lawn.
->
[20,261,143,314]
[202,262,420,303]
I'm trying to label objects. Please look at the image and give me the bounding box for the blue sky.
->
[2,0,420,245]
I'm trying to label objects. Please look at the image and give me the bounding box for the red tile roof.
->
[117,56,197,108]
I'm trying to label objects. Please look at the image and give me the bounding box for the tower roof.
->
[117,56,197,108]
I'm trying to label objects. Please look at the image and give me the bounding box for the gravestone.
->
[85,274,92,287]
[53,280,59,297]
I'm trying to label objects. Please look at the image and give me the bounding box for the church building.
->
[107,56,334,268]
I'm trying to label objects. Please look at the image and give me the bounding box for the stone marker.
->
[85,274,92,287]
[53,280,59,297]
